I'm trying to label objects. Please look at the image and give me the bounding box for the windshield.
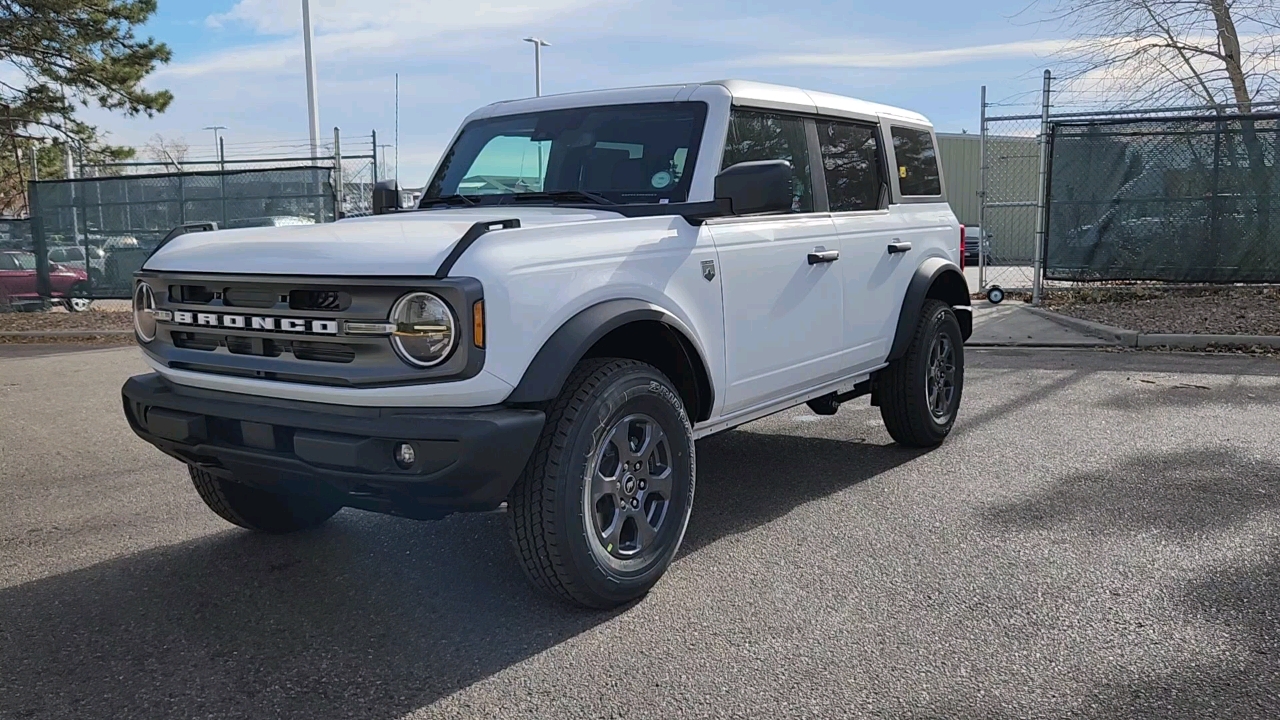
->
[12,252,36,270]
[423,102,707,206]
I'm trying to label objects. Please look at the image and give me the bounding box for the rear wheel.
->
[878,300,964,448]
[507,358,695,609]
[188,465,341,533]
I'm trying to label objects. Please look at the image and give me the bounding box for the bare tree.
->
[144,133,189,171]
[1030,0,1279,110]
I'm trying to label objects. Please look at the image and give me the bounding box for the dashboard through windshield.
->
[422,102,708,207]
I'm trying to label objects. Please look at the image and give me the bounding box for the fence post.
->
[333,127,343,219]
[219,136,228,227]
[1032,69,1051,306]
[371,129,379,183]
[31,179,50,300]
[978,85,988,290]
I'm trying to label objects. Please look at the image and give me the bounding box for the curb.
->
[0,330,133,338]
[966,341,1112,348]
[1023,307,1280,350]
[1023,306,1137,346]
[1136,334,1280,349]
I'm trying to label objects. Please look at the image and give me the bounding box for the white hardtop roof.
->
[467,79,932,127]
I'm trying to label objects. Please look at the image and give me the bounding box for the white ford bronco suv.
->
[123,80,971,608]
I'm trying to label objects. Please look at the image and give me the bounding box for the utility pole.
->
[203,125,227,170]
[302,0,321,161]
[522,37,550,96]
[394,73,399,185]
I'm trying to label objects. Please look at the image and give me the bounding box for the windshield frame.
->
[421,101,710,209]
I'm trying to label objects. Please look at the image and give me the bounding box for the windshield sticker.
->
[650,171,673,189]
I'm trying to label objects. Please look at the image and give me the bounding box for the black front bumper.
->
[122,373,545,519]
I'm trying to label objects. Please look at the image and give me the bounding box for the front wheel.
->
[877,300,964,448]
[507,358,696,609]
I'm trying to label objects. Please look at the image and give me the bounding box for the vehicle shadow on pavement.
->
[970,447,1280,718]
[682,431,924,556]
[0,431,918,719]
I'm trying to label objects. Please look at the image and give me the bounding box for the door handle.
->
[808,249,840,265]
[887,241,913,255]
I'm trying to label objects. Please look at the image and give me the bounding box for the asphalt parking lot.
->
[2,346,1279,719]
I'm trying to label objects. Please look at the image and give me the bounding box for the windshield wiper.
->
[506,190,616,206]
[422,193,477,208]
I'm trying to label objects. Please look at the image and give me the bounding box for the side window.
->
[890,126,942,196]
[817,120,884,212]
[0,254,15,271]
[722,110,813,212]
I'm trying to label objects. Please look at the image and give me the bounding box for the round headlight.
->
[390,292,456,367]
[133,282,157,343]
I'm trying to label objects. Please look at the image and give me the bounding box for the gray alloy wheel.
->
[584,412,676,570]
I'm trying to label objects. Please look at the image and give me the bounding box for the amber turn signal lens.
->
[473,300,485,349]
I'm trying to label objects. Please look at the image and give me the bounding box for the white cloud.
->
[745,39,1081,70]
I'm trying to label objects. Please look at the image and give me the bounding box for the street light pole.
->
[203,125,227,170]
[522,37,550,97]
[302,0,321,161]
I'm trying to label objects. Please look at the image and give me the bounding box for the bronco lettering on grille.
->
[167,311,339,335]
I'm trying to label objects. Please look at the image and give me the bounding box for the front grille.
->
[141,272,482,388]
[289,289,350,311]
[222,287,280,308]
[292,341,356,363]
[225,336,284,357]
[171,285,216,304]
[172,331,221,351]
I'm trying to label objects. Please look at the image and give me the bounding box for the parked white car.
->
[122,80,970,608]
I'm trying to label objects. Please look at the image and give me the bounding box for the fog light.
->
[394,442,416,469]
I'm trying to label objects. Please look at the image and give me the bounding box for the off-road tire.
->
[189,465,341,533]
[878,300,964,448]
[507,358,696,609]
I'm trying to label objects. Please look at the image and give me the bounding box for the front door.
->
[710,109,845,415]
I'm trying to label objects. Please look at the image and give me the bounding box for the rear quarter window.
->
[890,126,942,197]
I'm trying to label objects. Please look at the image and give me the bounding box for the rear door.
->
[815,118,902,371]
[708,109,844,415]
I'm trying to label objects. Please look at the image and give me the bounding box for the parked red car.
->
[0,251,92,311]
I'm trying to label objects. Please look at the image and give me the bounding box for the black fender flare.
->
[505,299,715,418]
[887,257,972,362]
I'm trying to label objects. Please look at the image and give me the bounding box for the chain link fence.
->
[1046,114,1280,283]
[28,166,334,299]
[981,73,1280,298]
[978,112,1043,292]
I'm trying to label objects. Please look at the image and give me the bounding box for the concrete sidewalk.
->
[968,302,1113,347]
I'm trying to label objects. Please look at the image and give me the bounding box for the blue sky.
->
[90,0,1073,183]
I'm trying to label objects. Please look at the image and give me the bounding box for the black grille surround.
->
[135,272,485,388]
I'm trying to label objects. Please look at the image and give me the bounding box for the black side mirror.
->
[714,160,793,216]
[373,180,401,215]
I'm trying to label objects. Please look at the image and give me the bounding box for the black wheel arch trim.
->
[887,257,972,362]
[506,299,715,421]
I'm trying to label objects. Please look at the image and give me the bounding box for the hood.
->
[143,206,623,276]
